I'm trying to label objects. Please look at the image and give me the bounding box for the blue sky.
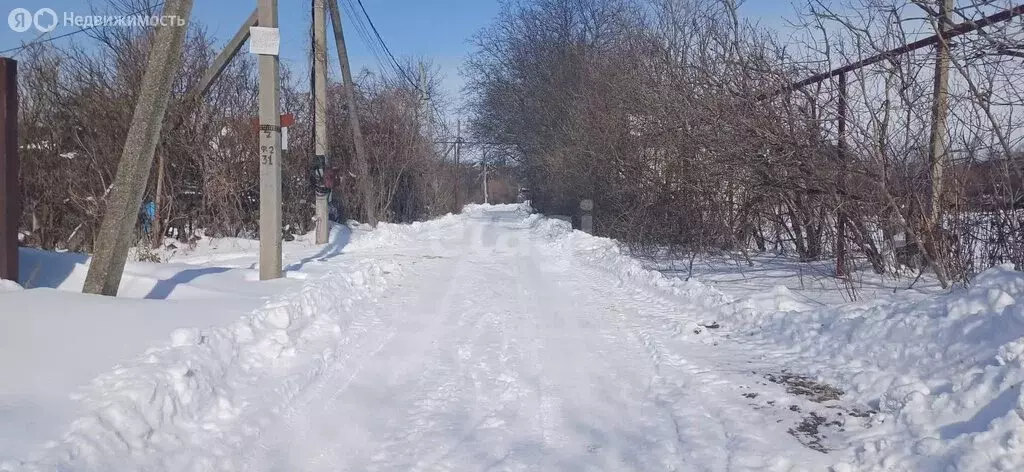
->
[2,1,803,102]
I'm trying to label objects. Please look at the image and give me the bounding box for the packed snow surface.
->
[1,204,1022,471]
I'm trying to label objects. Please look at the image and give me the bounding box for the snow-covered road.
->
[225,207,830,471]
[9,205,1024,471]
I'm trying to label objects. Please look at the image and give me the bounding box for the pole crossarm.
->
[758,4,1024,100]
[185,9,258,104]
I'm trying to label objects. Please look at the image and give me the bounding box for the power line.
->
[342,0,454,141]
[0,2,168,56]
[5,29,54,59]
[353,0,420,91]
[339,0,399,80]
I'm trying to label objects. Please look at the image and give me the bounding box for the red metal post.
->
[0,57,19,282]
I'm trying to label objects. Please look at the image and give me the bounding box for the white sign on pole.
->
[249,27,281,56]
[281,127,289,151]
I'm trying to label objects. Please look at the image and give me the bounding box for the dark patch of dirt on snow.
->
[750,371,879,454]
[788,412,843,453]
[765,372,844,403]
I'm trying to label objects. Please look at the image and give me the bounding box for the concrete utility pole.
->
[0,58,18,283]
[256,0,284,280]
[82,0,193,296]
[328,0,378,226]
[313,0,330,244]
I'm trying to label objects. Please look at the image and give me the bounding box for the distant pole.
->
[328,0,377,226]
[482,149,489,205]
[580,199,594,234]
[454,119,461,212]
[419,62,430,140]
[0,58,19,283]
[256,0,283,280]
[82,0,193,295]
[313,0,329,244]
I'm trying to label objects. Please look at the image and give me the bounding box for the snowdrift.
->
[5,206,1022,470]
[525,212,1024,471]
[1,217,469,471]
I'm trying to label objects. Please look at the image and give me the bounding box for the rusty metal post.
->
[0,58,19,283]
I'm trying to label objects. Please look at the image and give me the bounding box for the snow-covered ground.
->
[1,205,1022,471]
[0,224,366,464]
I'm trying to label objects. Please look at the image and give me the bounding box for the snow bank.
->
[343,214,464,252]
[526,214,730,306]
[2,217,476,471]
[463,203,528,215]
[5,262,398,471]
[735,266,1024,471]
[524,211,1024,471]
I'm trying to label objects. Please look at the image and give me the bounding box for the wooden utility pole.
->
[151,148,166,249]
[313,0,330,244]
[256,0,284,280]
[0,58,18,283]
[327,0,377,226]
[836,72,848,278]
[926,0,953,288]
[928,0,953,226]
[82,0,193,295]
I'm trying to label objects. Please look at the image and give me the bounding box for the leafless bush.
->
[466,0,1024,285]
[17,3,476,254]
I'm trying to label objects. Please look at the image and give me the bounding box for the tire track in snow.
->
[239,252,461,472]
[134,207,846,471]
[550,243,842,470]
[399,231,541,471]
[508,231,686,470]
